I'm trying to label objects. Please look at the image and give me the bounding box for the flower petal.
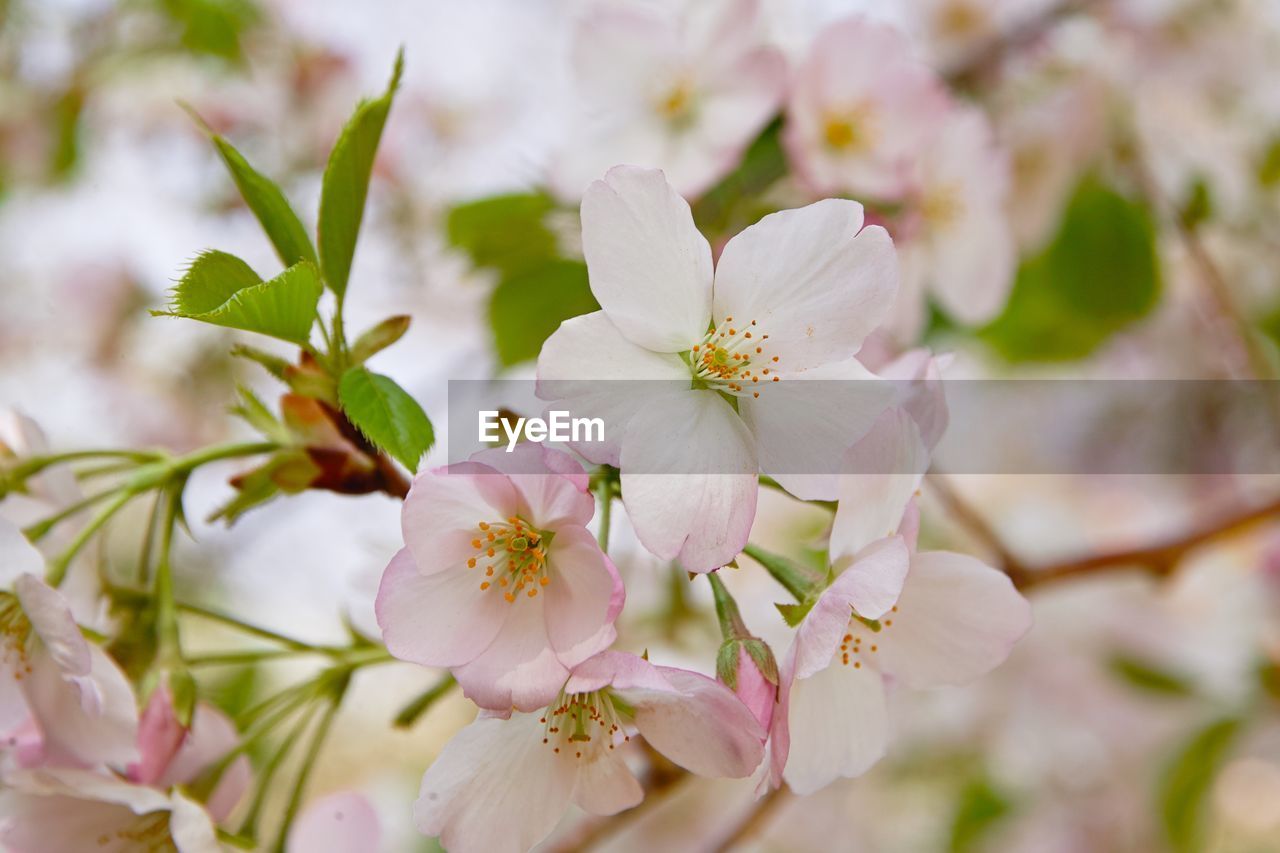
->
[376,548,506,669]
[563,650,674,695]
[23,643,138,768]
[14,574,90,677]
[401,463,520,576]
[713,199,898,372]
[619,390,758,573]
[621,666,765,778]
[873,551,1032,688]
[571,751,644,816]
[544,525,623,667]
[580,166,713,352]
[740,358,891,501]
[168,789,224,853]
[793,537,910,681]
[782,657,889,794]
[829,408,928,561]
[468,444,595,529]
[287,791,382,853]
[0,519,43,586]
[415,712,576,853]
[452,595,569,712]
[156,702,251,822]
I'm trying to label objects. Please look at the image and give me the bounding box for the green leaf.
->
[158,254,322,344]
[1158,717,1242,853]
[692,116,787,238]
[350,315,411,363]
[981,175,1162,361]
[488,260,599,366]
[949,775,1014,853]
[317,49,404,297]
[160,0,260,62]
[230,385,289,443]
[185,107,317,269]
[229,344,290,380]
[774,600,815,628]
[1108,652,1195,697]
[337,367,434,471]
[446,192,559,276]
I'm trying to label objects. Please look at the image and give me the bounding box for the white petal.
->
[782,661,889,795]
[580,166,713,352]
[740,358,891,501]
[23,643,139,767]
[618,391,758,572]
[14,573,90,676]
[168,790,223,853]
[544,525,623,667]
[713,200,898,371]
[874,551,1032,688]
[0,519,43,586]
[621,666,765,778]
[570,5,679,110]
[829,409,928,561]
[415,712,576,853]
[452,595,569,712]
[536,310,689,466]
[571,751,644,816]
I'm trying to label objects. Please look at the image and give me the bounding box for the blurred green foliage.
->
[949,774,1015,853]
[157,0,260,62]
[981,175,1162,361]
[1158,716,1242,853]
[692,117,787,239]
[1107,652,1195,697]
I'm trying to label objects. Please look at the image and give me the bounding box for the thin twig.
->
[926,475,1027,577]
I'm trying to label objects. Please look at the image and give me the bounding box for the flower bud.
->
[716,637,779,730]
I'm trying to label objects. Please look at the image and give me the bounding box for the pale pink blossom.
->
[288,791,381,853]
[785,18,950,200]
[377,443,624,712]
[729,642,777,730]
[552,0,786,199]
[415,650,765,853]
[892,106,1016,339]
[538,166,897,572]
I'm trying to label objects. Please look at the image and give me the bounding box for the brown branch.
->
[944,0,1102,86]
[710,786,792,853]
[926,475,1028,577]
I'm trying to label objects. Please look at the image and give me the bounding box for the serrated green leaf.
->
[489,260,599,366]
[317,49,403,297]
[446,192,559,275]
[774,600,815,628]
[338,367,433,471]
[158,254,322,344]
[1159,717,1242,853]
[186,108,317,268]
[981,175,1161,361]
[229,344,290,380]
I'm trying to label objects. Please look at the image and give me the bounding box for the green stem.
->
[13,448,162,480]
[153,487,183,667]
[272,680,348,853]
[187,648,323,667]
[393,675,456,728]
[45,489,134,586]
[707,572,751,641]
[596,475,613,551]
[177,603,321,651]
[239,701,319,839]
[22,487,121,541]
[759,475,835,511]
[742,543,826,603]
[168,441,279,473]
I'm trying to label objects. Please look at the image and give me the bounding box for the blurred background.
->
[2,0,1280,850]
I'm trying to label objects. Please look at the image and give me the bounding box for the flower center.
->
[921,184,964,229]
[539,689,628,760]
[656,78,696,127]
[0,593,33,678]
[468,517,552,603]
[99,810,176,851]
[822,103,877,153]
[688,316,781,399]
[936,0,987,39]
[837,605,898,669]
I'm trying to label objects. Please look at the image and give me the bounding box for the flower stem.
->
[153,487,184,668]
[44,489,134,586]
[393,674,456,728]
[596,475,613,551]
[272,676,349,853]
[22,487,121,542]
[742,543,826,603]
[706,572,750,641]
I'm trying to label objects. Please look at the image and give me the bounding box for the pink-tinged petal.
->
[131,685,186,786]
[167,790,223,853]
[732,645,776,731]
[874,349,950,450]
[927,198,1016,327]
[782,659,889,795]
[157,702,250,822]
[792,537,910,681]
[740,358,891,502]
[619,391,758,573]
[401,463,519,576]
[0,519,43,586]
[564,650,674,695]
[713,200,898,372]
[580,166,714,353]
[375,548,506,669]
[24,643,138,768]
[570,5,680,110]
[287,791,381,853]
[536,311,691,466]
[544,526,623,666]
[467,444,594,529]
[899,498,921,554]
[829,408,928,560]
[873,551,1032,688]
[691,47,787,166]
[14,574,90,677]
[571,751,644,815]
[415,712,576,853]
[0,768,172,851]
[621,666,765,778]
[452,596,569,712]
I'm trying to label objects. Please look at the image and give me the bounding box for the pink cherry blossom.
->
[288,791,381,853]
[785,18,951,200]
[377,443,624,712]
[552,0,786,199]
[537,165,898,572]
[415,650,765,853]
